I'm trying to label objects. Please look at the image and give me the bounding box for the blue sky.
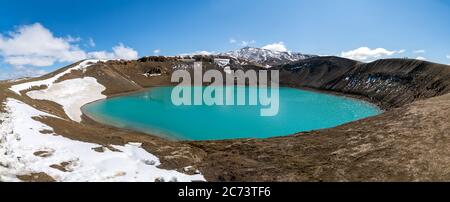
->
[0,0,449,79]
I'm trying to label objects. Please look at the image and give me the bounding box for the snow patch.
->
[26,77,106,122]
[0,98,205,182]
[172,63,192,70]
[9,60,104,94]
[143,73,162,77]
[214,59,230,67]
[220,47,313,66]
[224,67,232,74]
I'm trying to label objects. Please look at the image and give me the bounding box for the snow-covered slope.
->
[219,47,315,67]
[26,77,106,122]
[10,60,104,94]
[1,59,206,182]
[0,99,205,182]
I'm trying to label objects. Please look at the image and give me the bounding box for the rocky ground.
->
[192,93,450,181]
[1,56,450,181]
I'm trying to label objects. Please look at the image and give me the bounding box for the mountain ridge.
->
[218,46,317,67]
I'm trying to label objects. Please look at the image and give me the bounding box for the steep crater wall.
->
[278,57,450,109]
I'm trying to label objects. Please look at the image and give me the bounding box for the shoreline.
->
[79,84,384,142]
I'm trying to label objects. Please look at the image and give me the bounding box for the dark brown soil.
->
[17,172,55,182]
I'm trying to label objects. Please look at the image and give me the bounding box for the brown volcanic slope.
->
[278,57,450,109]
[3,56,450,181]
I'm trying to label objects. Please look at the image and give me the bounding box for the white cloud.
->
[262,42,288,52]
[4,56,57,67]
[88,38,96,47]
[229,38,256,46]
[66,36,81,43]
[398,49,406,54]
[0,23,87,67]
[240,40,256,46]
[195,51,213,55]
[153,49,161,55]
[87,51,115,60]
[85,44,138,60]
[413,49,426,54]
[340,47,404,62]
[447,55,450,59]
[179,50,215,56]
[416,56,427,61]
[14,66,48,76]
[111,43,138,60]
[0,23,139,69]
[0,66,48,80]
[190,50,214,55]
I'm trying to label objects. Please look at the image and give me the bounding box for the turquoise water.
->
[82,86,381,141]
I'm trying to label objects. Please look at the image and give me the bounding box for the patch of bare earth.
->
[16,173,55,182]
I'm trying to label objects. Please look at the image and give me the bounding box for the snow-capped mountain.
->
[219,47,316,67]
